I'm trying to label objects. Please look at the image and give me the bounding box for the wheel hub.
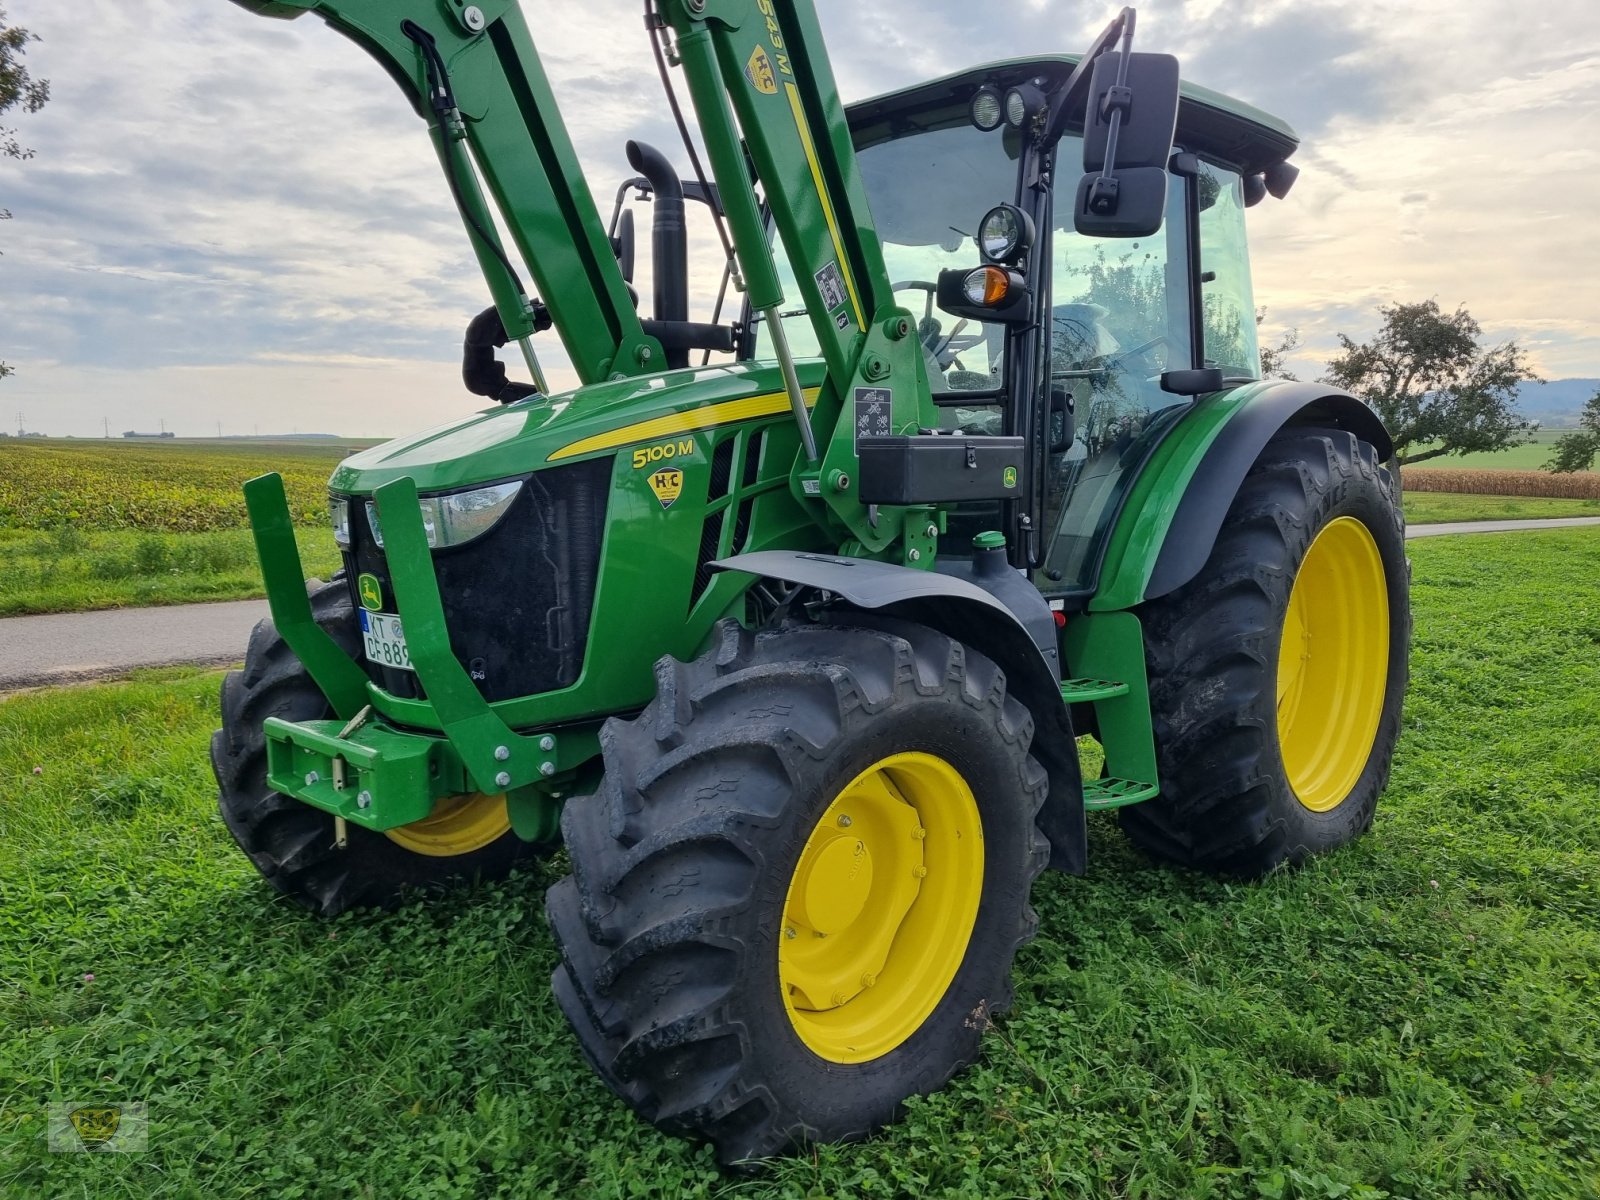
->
[779,752,983,1063]
[1276,515,1390,813]
[383,791,510,857]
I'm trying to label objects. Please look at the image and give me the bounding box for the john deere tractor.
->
[211,0,1409,1163]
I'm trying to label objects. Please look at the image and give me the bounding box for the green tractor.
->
[211,0,1409,1163]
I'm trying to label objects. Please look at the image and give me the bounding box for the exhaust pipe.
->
[625,140,689,368]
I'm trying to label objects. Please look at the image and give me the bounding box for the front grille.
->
[340,457,612,703]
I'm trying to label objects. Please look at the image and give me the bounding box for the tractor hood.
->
[328,359,826,496]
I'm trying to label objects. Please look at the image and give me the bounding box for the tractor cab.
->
[757,57,1297,594]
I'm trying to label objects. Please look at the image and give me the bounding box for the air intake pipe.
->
[625,139,689,368]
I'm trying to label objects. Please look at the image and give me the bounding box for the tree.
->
[1546,390,1600,473]
[1,6,49,166]
[1322,299,1538,465]
[1256,308,1300,381]
[2,5,50,382]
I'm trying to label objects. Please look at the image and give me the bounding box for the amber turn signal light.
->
[962,266,1012,307]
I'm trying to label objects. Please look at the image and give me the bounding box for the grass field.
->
[0,526,342,617]
[3,530,1598,1197]
[1401,492,1600,525]
[1410,431,1583,472]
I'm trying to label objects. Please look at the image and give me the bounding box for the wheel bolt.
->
[784,926,796,939]
[913,865,929,878]
[912,826,926,840]
[861,972,877,988]
[832,991,849,1006]
[837,814,852,827]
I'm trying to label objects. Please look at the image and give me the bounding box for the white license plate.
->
[360,610,414,672]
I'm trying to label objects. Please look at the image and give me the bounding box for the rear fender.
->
[1092,381,1393,611]
[711,550,1086,874]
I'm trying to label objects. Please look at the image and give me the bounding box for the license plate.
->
[360,610,413,672]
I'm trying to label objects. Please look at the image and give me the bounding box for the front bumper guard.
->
[242,472,568,840]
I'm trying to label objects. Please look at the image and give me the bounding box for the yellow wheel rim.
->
[384,792,511,857]
[1276,516,1390,813]
[779,752,984,1064]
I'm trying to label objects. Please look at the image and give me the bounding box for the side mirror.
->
[1074,51,1180,238]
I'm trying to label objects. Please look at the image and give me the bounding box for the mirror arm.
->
[1043,6,1136,146]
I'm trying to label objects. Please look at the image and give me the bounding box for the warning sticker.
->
[647,467,684,509]
[815,261,847,314]
[853,386,892,445]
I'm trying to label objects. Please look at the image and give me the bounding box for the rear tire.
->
[547,619,1049,1164]
[1119,426,1409,874]
[210,578,533,917]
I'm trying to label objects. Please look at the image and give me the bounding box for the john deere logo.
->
[744,44,777,95]
[1002,466,1018,489]
[357,573,383,611]
[68,1106,122,1149]
[648,468,684,510]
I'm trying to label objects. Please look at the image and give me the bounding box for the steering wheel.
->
[891,280,939,323]
[1104,334,1174,374]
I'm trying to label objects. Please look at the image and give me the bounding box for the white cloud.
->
[2,0,1597,438]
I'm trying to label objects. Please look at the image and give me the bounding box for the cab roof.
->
[847,56,1298,176]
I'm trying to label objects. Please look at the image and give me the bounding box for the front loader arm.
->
[659,0,937,558]
[230,0,662,383]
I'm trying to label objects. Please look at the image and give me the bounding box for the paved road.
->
[1405,516,1600,538]
[0,599,268,691]
[2,517,1597,691]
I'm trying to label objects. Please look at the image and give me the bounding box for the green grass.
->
[1411,431,1583,472]
[3,532,1599,1197]
[0,526,342,617]
[1402,492,1600,525]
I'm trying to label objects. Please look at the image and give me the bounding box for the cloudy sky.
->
[1,0,1596,438]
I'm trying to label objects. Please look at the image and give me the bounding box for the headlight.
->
[1005,87,1028,128]
[365,480,522,551]
[330,496,351,548]
[969,85,1003,132]
[978,203,1032,264]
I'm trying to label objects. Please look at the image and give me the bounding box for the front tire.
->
[210,577,533,916]
[1119,426,1409,874]
[546,619,1049,1163]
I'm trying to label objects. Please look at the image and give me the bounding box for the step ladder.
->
[1057,610,1162,813]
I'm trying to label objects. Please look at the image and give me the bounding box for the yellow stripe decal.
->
[784,81,866,331]
[546,388,821,462]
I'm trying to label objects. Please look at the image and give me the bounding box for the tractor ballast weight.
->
[208,0,1411,1164]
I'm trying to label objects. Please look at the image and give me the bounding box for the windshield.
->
[752,93,1225,596]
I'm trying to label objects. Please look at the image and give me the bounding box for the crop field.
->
[2,529,1597,1198]
[0,440,358,616]
[0,439,367,532]
[1404,469,1600,501]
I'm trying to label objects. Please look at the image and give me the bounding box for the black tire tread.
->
[211,578,532,916]
[547,619,1049,1163]
[1119,426,1409,875]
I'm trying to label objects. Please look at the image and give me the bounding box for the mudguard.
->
[1092,381,1393,612]
[711,550,1087,874]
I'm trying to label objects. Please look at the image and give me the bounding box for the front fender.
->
[711,550,1087,874]
[1092,381,1393,612]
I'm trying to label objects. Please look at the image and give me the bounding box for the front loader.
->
[209,0,1409,1163]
